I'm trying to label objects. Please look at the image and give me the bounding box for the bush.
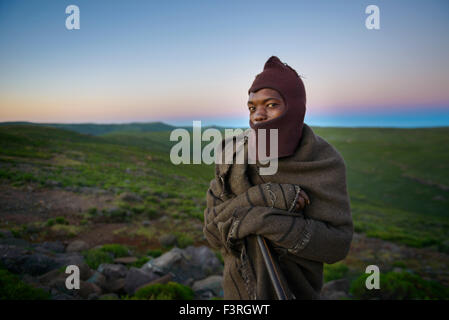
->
[54,216,68,225]
[0,267,51,300]
[146,249,162,258]
[100,244,129,257]
[133,282,194,300]
[146,208,159,219]
[324,262,349,282]
[83,249,114,270]
[131,205,145,214]
[174,232,194,249]
[83,244,130,270]
[129,256,150,268]
[46,217,68,227]
[105,208,129,222]
[87,207,98,215]
[350,270,449,300]
[45,218,55,227]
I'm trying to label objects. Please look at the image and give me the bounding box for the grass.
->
[350,270,449,300]
[1,124,448,252]
[0,123,448,298]
[83,244,130,270]
[324,262,350,283]
[0,266,51,300]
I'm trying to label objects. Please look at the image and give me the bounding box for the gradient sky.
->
[0,0,448,127]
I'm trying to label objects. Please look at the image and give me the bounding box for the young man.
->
[203,56,353,299]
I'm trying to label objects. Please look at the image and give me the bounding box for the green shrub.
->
[133,282,194,300]
[174,232,194,249]
[146,249,162,258]
[83,249,113,270]
[55,217,68,225]
[324,262,349,282]
[0,267,51,300]
[87,207,98,215]
[129,256,150,268]
[105,208,129,222]
[131,205,145,214]
[392,261,407,268]
[146,208,159,219]
[350,270,449,300]
[45,218,55,227]
[83,244,131,269]
[100,244,129,257]
[10,229,22,238]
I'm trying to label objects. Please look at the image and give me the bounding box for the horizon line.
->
[1,120,448,130]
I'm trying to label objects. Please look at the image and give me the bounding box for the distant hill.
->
[0,121,178,135]
[0,121,232,136]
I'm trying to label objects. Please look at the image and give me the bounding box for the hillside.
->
[0,123,448,300]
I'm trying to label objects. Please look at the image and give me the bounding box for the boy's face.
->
[247,88,286,125]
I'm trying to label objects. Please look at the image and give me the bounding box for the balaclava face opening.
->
[248,56,306,161]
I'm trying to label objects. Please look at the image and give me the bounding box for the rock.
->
[114,257,138,265]
[320,279,350,299]
[20,253,60,276]
[98,263,128,280]
[0,237,30,247]
[33,241,66,254]
[0,244,28,273]
[124,267,159,295]
[0,229,13,238]
[54,252,85,270]
[142,220,151,227]
[42,241,66,253]
[77,262,94,281]
[48,278,75,296]
[193,275,223,298]
[87,271,107,290]
[103,278,125,294]
[88,293,100,300]
[78,281,102,299]
[158,234,178,247]
[66,240,89,253]
[134,273,173,293]
[119,192,142,203]
[142,246,223,285]
[38,269,65,285]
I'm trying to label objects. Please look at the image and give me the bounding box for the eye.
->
[267,103,278,108]
[248,106,255,112]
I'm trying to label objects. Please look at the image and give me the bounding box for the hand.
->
[294,188,310,212]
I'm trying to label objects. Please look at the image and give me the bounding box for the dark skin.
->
[248,88,311,212]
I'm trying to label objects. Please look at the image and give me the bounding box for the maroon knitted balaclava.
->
[248,56,306,160]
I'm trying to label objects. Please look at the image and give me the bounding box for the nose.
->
[253,108,267,122]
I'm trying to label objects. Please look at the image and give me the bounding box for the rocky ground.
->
[0,231,224,300]
[1,183,448,300]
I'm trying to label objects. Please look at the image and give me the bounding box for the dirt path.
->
[0,183,115,225]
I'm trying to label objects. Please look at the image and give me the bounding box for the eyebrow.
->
[247,97,281,106]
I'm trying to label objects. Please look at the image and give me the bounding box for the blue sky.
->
[0,0,448,127]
